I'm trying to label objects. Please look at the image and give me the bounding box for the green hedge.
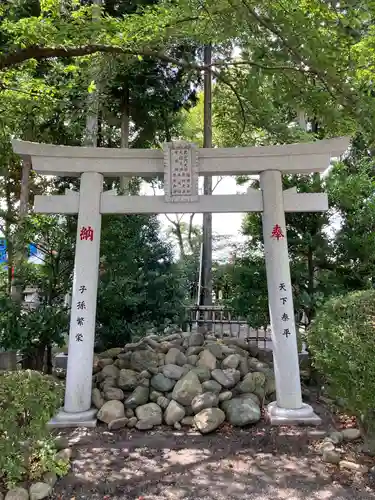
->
[308,289,375,431]
[0,370,65,487]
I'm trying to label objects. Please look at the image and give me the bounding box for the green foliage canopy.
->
[308,289,375,434]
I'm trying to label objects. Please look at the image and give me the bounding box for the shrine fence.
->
[184,305,272,349]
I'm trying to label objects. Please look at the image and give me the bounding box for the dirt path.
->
[52,414,375,500]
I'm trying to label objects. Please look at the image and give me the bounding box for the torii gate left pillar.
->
[12,137,349,428]
[53,172,102,426]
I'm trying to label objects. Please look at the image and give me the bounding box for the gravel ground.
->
[51,403,375,500]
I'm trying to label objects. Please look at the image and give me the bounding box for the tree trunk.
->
[297,109,307,130]
[46,344,53,374]
[4,176,14,295]
[174,223,185,259]
[22,344,46,372]
[307,246,315,325]
[187,213,196,254]
[12,157,31,302]
[200,44,213,312]
[83,0,102,147]
[120,84,130,193]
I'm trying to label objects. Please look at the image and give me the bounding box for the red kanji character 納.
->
[271,224,284,241]
[80,226,94,241]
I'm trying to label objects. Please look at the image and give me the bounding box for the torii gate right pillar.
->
[261,170,321,425]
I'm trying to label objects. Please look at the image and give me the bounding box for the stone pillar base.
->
[267,401,321,426]
[47,407,97,429]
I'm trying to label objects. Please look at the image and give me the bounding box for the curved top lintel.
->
[11,136,350,177]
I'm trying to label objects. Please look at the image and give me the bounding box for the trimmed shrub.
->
[0,370,65,487]
[308,289,375,432]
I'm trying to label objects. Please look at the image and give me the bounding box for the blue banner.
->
[0,241,43,266]
[29,243,38,258]
[0,239,6,264]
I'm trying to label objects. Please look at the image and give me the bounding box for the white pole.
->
[49,172,102,427]
[260,170,320,424]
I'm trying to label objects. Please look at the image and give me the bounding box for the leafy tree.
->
[0,215,74,371]
[309,290,375,441]
[327,140,375,291]
[96,214,185,349]
[221,250,269,328]
[1,0,374,141]
[239,174,336,327]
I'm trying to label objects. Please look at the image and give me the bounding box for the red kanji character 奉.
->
[80,226,94,241]
[271,224,284,240]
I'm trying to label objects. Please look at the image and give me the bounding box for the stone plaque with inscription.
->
[163,141,199,202]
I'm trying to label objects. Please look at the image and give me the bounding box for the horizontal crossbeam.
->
[12,137,350,177]
[34,191,328,214]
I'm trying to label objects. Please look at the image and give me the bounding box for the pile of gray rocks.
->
[92,331,276,434]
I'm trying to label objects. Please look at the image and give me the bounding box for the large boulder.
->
[117,351,132,364]
[236,372,256,393]
[172,371,203,406]
[92,388,105,409]
[202,380,222,393]
[189,332,205,347]
[108,417,129,430]
[221,354,241,370]
[186,346,204,356]
[157,395,170,410]
[164,400,186,425]
[103,387,124,401]
[97,400,125,424]
[130,350,159,373]
[211,368,240,389]
[98,358,114,369]
[151,373,176,392]
[135,403,162,426]
[114,358,128,369]
[100,347,123,358]
[342,428,361,441]
[136,420,154,430]
[238,357,249,377]
[187,355,198,366]
[117,369,139,390]
[205,342,226,360]
[100,377,117,392]
[197,349,217,371]
[190,366,211,382]
[5,488,29,500]
[252,372,266,395]
[248,357,271,374]
[124,384,149,408]
[165,347,187,366]
[218,391,232,402]
[145,337,168,353]
[162,364,185,381]
[194,408,225,434]
[221,395,261,426]
[191,392,219,414]
[29,482,52,500]
[265,375,276,396]
[100,364,119,379]
[150,390,163,402]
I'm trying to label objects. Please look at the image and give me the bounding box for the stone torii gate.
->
[12,137,349,427]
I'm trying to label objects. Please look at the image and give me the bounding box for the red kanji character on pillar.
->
[80,226,94,241]
[271,224,284,241]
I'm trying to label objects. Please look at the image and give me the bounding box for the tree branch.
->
[0,45,296,116]
[164,213,178,227]
[240,0,356,107]
[0,45,193,72]
[188,213,196,254]
[212,176,224,193]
